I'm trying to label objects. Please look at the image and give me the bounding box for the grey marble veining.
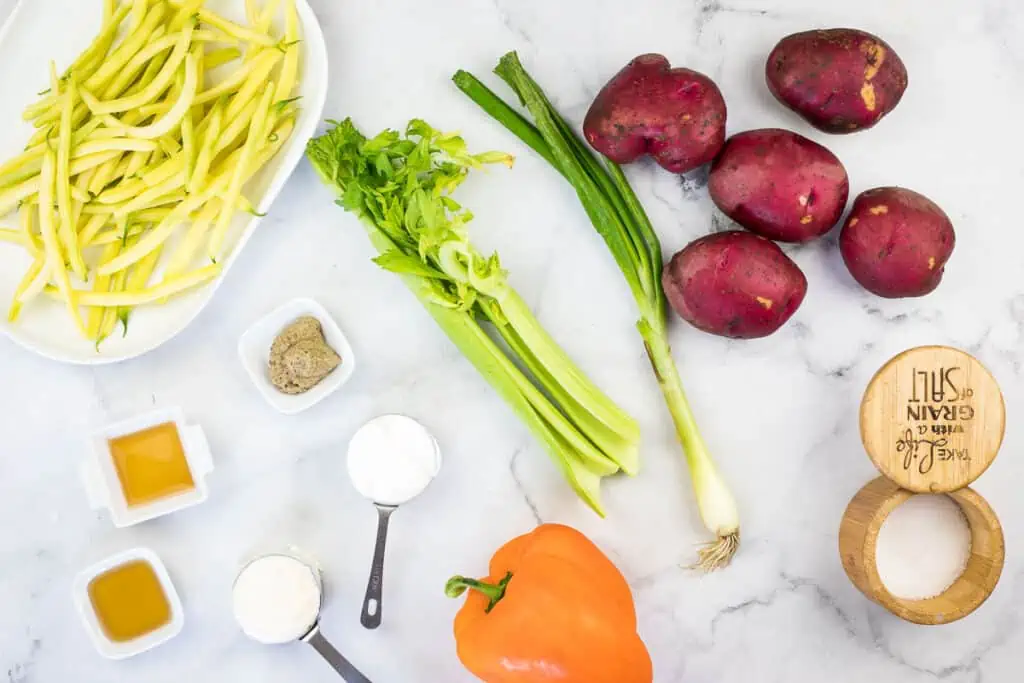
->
[2,0,1023,681]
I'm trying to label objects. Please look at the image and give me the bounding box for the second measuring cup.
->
[347,414,442,629]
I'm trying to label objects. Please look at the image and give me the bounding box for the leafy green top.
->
[306,118,514,311]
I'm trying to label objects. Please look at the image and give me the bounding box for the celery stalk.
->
[306,118,640,516]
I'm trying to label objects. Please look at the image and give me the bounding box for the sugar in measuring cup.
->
[347,414,442,629]
[233,553,373,682]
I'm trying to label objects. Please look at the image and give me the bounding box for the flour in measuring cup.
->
[347,415,441,506]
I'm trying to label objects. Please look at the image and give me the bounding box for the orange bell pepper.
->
[446,523,653,683]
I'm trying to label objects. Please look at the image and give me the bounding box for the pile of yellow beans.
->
[0,0,301,343]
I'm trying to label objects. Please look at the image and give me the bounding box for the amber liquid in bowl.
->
[108,422,195,507]
[88,560,171,642]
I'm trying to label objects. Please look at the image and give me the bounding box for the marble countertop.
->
[2,0,1023,681]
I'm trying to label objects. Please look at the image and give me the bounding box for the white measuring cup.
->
[347,414,442,629]
[233,553,372,682]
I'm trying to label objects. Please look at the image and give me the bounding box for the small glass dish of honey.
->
[73,547,184,659]
[83,407,213,528]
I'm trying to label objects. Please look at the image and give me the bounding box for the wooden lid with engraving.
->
[860,346,1005,493]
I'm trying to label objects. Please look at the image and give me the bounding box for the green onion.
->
[306,118,640,516]
[454,52,740,570]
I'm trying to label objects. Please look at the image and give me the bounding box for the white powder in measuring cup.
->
[233,554,322,644]
[876,494,972,600]
[347,415,441,506]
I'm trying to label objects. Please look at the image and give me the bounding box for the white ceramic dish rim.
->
[83,406,213,528]
[73,547,185,660]
[237,297,357,415]
[0,0,328,365]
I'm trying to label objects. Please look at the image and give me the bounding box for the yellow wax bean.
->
[98,262,130,341]
[84,2,167,94]
[169,0,204,31]
[266,2,301,133]
[182,107,195,188]
[100,24,171,100]
[87,241,122,339]
[38,149,84,336]
[127,0,146,32]
[74,139,161,157]
[246,0,260,25]
[80,21,194,115]
[69,185,92,204]
[224,51,281,121]
[56,80,87,280]
[189,100,223,194]
[56,264,221,307]
[0,150,120,215]
[96,154,185,204]
[113,172,186,216]
[108,155,135,188]
[70,168,96,249]
[194,49,279,109]
[48,62,60,102]
[7,256,45,323]
[133,207,175,223]
[0,228,27,246]
[101,29,227,101]
[118,242,165,327]
[102,52,199,139]
[123,149,152,179]
[157,136,182,157]
[86,188,185,215]
[19,202,41,256]
[88,223,149,247]
[214,96,260,155]
[208,82,275,260]
[165,198,219,276]
[21,3,132,121]
[194,9,276,46]
[257,0,285,34]
[0,147,44,187]
[79,213,111,247]
[204,48,241,71]
[137,101,173,119]
[97,116,293,277]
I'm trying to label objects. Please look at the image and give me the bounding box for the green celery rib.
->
[493,290,640,451]
[362,214,611,515]
[479,300,639,476]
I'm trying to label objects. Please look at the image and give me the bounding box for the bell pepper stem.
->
[445,572,513,613]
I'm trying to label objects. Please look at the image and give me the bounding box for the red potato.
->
[662,231,807,339]
[839,187,955,298]
[766,28,908,134]
[583,54,727,173]
[708,128,849,243]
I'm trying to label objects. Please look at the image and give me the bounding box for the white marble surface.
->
[2,0,1024,681]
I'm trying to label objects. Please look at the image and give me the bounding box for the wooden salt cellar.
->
[839,346,1006,625]
[839,477,1004,625]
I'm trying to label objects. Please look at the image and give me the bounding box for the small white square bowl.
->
[73,547,185,660]
[238,298,355,415]
[83,408,213,528]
